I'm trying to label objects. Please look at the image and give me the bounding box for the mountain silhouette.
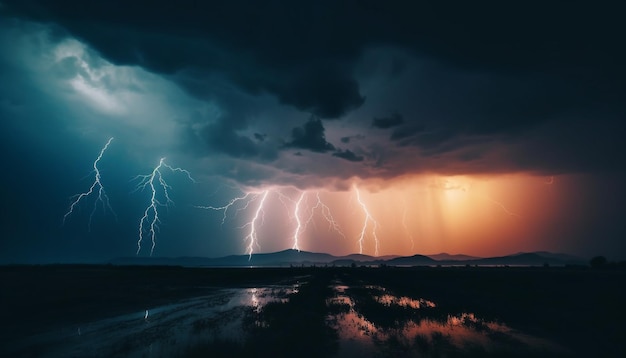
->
[109,250,585,267]
[426,253,481,261]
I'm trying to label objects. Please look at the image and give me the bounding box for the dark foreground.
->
[1,265,625,357]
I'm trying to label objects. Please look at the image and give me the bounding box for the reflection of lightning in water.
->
[133,158,195,256]
[63,137,116,230]
[354,185,380,256]
[250,288,260,312]
[240,190,269,259]
[402,199,415,250]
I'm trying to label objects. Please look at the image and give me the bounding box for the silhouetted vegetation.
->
[590,255,608,268]
[589,256,626,270]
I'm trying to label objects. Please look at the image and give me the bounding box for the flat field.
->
[1,265,624,357]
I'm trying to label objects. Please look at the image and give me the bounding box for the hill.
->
[109,250,586,267]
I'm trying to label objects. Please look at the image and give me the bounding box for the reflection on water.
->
[375,294,436,309]
[7,279,567,357]
[7,286,297,358]
[363,284,436,309]
[327,282,567,357]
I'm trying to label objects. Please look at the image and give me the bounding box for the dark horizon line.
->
[3,248,621,266]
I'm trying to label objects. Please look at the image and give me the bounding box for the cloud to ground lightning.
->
[133,157,195,256]
[354,185,380,256]
[288,190,346,252]
[198,187,347,257]
[63,137,116,230]
[292,192,306,251]
[197,189,271,259]
[241,190,269,259]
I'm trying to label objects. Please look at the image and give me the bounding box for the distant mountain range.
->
[426,253,481,261]
[109,249,587,267]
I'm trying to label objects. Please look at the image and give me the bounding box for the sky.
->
[1,1,625,263]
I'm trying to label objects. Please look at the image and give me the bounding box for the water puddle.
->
[327,283,568,357]
[7,285,298,357]
[6,279,569,357]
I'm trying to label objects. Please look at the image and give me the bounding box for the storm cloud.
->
[285,117,335,153]
[333,149,364,162]
[1,1,626,262]
[4,0,623,177]
[372,113,404,129]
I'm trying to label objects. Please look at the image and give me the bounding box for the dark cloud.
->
[284,117,335,153]
[340,134,365,144]
[199,121,260,159]
[394,128,457,150]
[389,56,407,77]
[6,0,624,123]
[390,124,426,141]
[505,118,626,174]
[333,149,364,162]
[2,2,626,264]
[253,133,267,142]
[372,113,403,129]
[270,62,365,119]
[3,0,367,119]
[3,0,626,176]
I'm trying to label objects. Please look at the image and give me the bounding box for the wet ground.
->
[5,286,298,357]
[325,282,566,357]
[1,266,625,357]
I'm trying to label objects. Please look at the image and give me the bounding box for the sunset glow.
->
[1,1,624,262]
[3,3,625,358]
[193,173,581,258]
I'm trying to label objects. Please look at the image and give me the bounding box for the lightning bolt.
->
[197,188,275,257]
[484,196,522,218]
[195,192,258,226]
[275,190,297,216]
[292,190,346,251]
[199,187,345,256]
[440,178,521,219]
[354,185,380,256]
[240,190,269,259]
[292,192,306,251]
[306,191,345,238]
[133,157,195,256]
[63,137,116,230]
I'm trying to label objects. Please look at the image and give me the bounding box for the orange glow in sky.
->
[251,173,574,257]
